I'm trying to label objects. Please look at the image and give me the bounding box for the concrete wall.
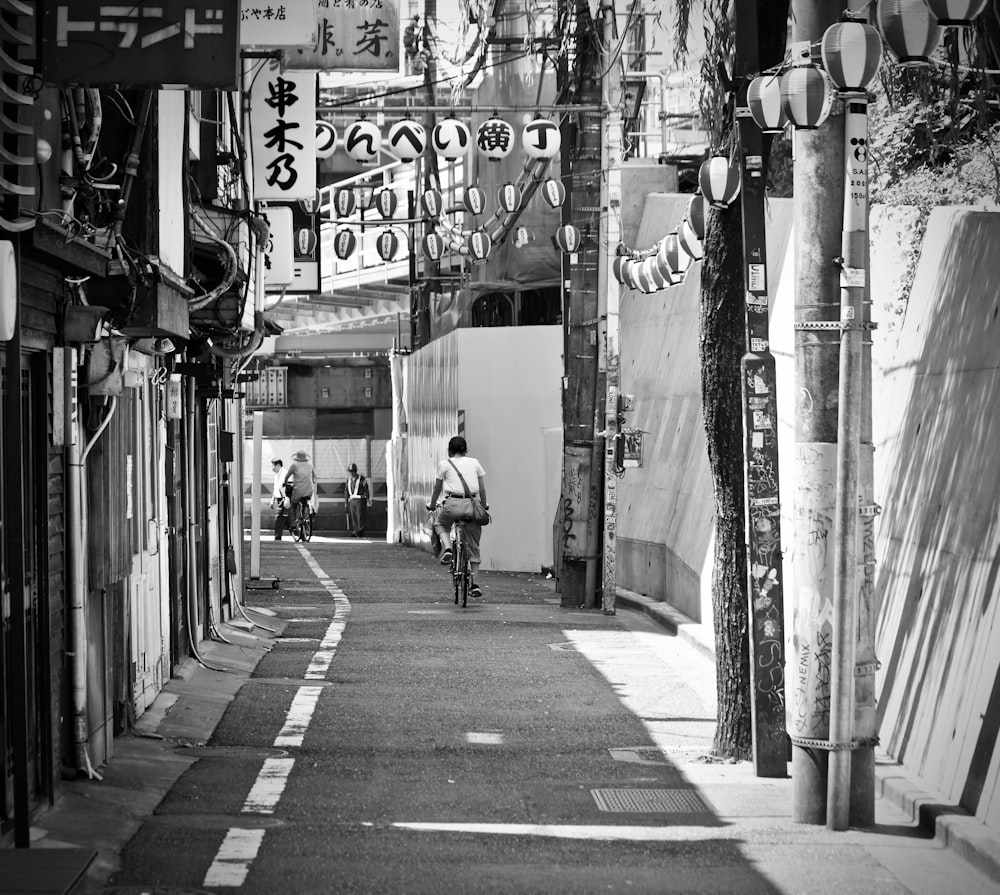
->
[622,193,1000,833]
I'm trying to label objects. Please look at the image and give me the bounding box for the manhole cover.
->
[590,788,711,813]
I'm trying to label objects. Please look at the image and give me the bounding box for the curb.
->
[616,587,1000,887]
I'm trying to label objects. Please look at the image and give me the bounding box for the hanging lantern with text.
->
[334,229,357,260]
[922,0,989,26]
[821,20,883,92]
[498,183,521,213]
[541,178,566,208]
[316,121,338,159]
[877,0,942,66]
[476,117,515,161]
[687,193,707,240]
[376,228,403,261]
[344,119,382,163]
[387,120,427,162]
[779,65,833,129]
[432,117,471,161]
[466,230,493,262]
[421,189,444,216]
[554,224,581,253]
[334,188,357,218]
[463,186,487,215]
[522,118,561,159]
[422,231,445,261]
[376,189,398,219]
[747,75,788,133]
[512,226,534,248]
[698,156,741,208]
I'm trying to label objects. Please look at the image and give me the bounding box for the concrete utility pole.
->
[734,0,787,779]
[558,0,604,608]
[789,0,847,824]
[599,0,622,615]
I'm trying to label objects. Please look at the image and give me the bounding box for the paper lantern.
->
[376,189,398,219]
[334,229,357,260]
[541,178,566,208]
[498,183,521,213]
[878,0,943,65]
[387,120,427,162]
[678,219,704,261]
[699,156,741,208]
[344,119,381,163]
[376,228,403,261]
[922,0,989,26]
[663,232,690,278]
[432,117,471,161]
[644,257,669,290]
[476,117,515,161]
[513,225,534,248]
[463,186,486,215]
[315,121,338,159]
[522,118,561,159]
[747,76,788,133]
[655,239,678,284]
[821,21,883,92]
[554,224,581,253]
[334,188,357,218]
[687,194,706,240]
[633,259,655,293]
[296,228,318,256]
[422,232,444,261]
[612,255,629,284]
[779,65,833,129]
[620,259,638,290]
[421,189,444,216]
[466,230,493,262]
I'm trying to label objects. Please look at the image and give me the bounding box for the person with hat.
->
[345,463,370,537]
[285,449,317,530]
[269,458,290,540]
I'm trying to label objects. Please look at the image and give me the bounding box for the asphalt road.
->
[103,536,999,894]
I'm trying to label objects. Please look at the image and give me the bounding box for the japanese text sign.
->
[241,0,319,47]
[250,63,317,201]
[41,1,239,88]
[282,0,401,72]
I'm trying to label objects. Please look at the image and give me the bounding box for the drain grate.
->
[590,788,711,814]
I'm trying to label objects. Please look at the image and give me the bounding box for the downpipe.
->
[68,385,118,781]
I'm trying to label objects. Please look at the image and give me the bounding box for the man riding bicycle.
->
[428,436,488,598]
[284,449,317,536]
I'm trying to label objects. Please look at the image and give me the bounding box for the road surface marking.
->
[273,685,324,747]
[242,757,296,815]
[203,828,266,887]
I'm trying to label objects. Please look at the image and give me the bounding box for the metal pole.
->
[250,411,263,578]
[827,93,868,830]
[734,0,788,778]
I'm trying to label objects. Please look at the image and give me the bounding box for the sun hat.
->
[348,463,358,473]
[294,450,309,461]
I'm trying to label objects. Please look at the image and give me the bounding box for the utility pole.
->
[558,0,604,608]
[733,0,787,779]
[599,0,622,615]
[789,0,846,824]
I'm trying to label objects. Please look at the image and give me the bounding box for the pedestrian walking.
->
[345,463,370,537]
[269,458,289,540]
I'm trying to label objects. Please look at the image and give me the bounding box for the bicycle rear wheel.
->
[301,510,313,542]
[456,531,469,608]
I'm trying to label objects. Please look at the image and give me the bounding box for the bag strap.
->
[447,459,473,498]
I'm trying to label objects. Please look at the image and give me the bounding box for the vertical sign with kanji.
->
[40,1,239,88]
[250,62,317,201]
[283,0,401,73]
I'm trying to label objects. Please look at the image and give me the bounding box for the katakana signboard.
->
[41,1,240,88]
[250,63,317,201]
[282,0,401,72]
[241,0,319,47]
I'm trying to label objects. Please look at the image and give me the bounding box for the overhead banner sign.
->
[250,63,317,201]
[241,0,319,47]
[40,1,240,88]
[282,0,401,72]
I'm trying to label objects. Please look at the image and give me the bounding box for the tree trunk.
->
[699,203,752,759]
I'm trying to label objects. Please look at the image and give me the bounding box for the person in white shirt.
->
[269,458,289,540]
[428,436,489,598]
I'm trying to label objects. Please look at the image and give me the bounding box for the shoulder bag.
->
[447,460,491,526]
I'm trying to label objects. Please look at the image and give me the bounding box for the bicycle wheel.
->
[301,511,313,542]
[292,503,306,542]
[452,532,461,605]
[456,532,469,608]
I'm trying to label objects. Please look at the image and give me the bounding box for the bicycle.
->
[289,497,313,542]
[450,520,471,608]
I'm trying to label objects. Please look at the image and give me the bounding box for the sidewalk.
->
[14,542,1000,893]
[615,586,1000,887]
